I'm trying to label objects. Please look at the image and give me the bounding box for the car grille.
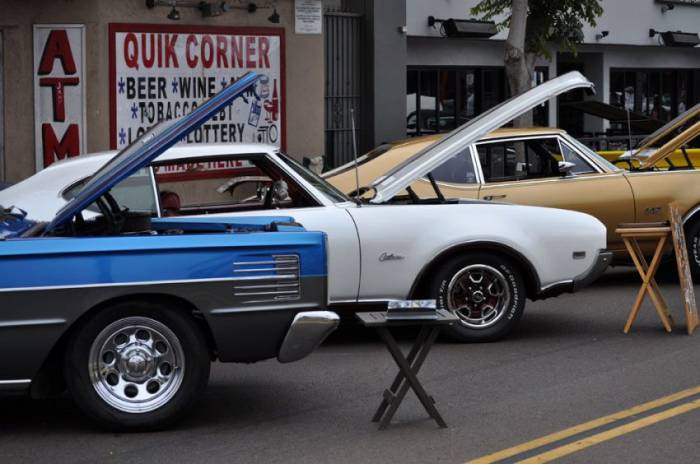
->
[232,255,300,303]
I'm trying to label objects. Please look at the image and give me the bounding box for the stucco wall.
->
[0,0,324,182]
[407,0,700,46]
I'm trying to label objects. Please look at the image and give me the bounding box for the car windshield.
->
[566,136,621,172]
[278,153,351,203]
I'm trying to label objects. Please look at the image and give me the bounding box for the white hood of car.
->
[369,71,595,204]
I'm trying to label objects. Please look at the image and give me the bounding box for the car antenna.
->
[350,107,362,206]
[626,107,633,152]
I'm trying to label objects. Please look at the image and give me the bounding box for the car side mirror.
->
[558,161,576,177]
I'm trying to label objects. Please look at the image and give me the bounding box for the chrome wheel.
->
[88,317,185,414]
[447,264,512,329]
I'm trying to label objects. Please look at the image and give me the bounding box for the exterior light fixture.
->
[200,2,230,17]
[661,3,675,13]
[146,0,276,20]
[649,28,700,46]
[427,16,497,38]
[167,6,180,19]
[595,30,609,41]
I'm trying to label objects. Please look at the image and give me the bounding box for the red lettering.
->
[157,34,163,67]
[42,124,80,167]
[186,35,198,67]
[258,37,270,68]
[245,36,255,68]
[123,33,139,69]
[201,35,214,68]
[164,34,179,67]
[231,36,244,68]
[142,33,155,68]
[38,30,77,75]
[39,77,79,122]
[216,36,228,68]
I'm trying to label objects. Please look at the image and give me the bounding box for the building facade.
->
[2,0,700,181]
[0,0,325,183]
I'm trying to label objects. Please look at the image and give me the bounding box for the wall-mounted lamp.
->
[167,5,181,20]
[427,16,497,38]
[595,30,609,41]
[661,3,675,14]
[268,7,280,24]
[146,0,280,23]
[650,28,700,46]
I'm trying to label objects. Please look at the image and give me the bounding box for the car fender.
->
[346,203,606,301]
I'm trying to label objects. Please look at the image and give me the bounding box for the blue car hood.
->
[45,71,259,233]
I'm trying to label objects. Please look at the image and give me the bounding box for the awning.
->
[561,100,664,133]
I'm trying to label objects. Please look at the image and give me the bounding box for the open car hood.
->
[369,71,595,204]
[632,102,700,169]
[46,72,259,232]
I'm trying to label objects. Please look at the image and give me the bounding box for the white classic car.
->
[0,72,610,342]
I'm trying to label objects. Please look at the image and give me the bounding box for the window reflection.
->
[609,68,699,124]
[406,67,549,137]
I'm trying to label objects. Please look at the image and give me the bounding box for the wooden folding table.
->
[615,222,674,333]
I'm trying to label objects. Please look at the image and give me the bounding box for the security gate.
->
[324,10,364,169]
[0,31,4,182]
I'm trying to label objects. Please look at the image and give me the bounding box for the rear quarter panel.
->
[624,170,700,223]
[347,203,606,300]
[0,231,327,381]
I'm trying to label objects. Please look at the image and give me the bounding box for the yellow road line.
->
[466,384,700,464]
[519,398,700,463]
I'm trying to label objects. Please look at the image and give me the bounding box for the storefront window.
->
[532,68,549,126]
[406,70,419,135]
[407,67,550,137]
[438,72,456,132]
[610,68,700,126]
[457,71,476,126]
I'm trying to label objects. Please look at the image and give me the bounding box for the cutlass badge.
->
[379,252,405,262]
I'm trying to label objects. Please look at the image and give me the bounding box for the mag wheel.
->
[431,253,526,342]
[64,302,210,431]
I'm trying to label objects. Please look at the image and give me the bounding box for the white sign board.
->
[110,24,285,152]
[33,24,86,169]
[295,0,323,34]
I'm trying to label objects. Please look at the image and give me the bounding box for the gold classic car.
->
[324,124,700,277]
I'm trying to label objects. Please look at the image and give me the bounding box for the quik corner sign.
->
[33,24,87,170]
[110,24,285,152]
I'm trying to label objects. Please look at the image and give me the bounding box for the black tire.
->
[64,301,210,431]
[430,253,526,342]
[685,219,700,280]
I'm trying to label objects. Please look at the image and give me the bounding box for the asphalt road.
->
[3,267,700,463]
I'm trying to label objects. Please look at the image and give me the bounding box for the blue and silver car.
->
[0,73,337,431]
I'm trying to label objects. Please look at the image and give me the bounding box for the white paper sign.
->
[110,25,284,151]
[33,24,86,169]
[295,0,323,34]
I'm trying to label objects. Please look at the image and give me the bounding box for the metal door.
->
[324,11,363,169]
[0,31,4,182]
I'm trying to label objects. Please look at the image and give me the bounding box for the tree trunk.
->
[504,0,535,127]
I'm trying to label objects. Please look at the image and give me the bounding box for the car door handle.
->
[483,194,507,201]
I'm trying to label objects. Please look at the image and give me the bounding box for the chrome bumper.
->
[573,250,613,291]
[277,311,340,363]
[536,250,612,300]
